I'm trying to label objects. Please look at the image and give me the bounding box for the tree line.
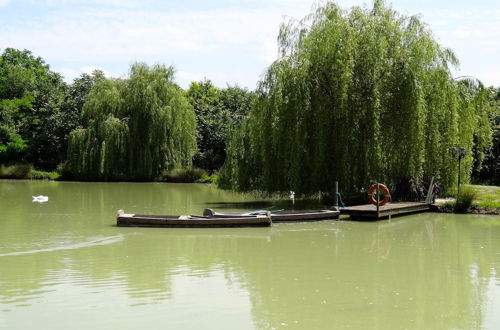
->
[0,49,254,181]
[1,0,499,191]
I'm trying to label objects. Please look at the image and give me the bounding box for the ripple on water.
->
[0,235,124,257]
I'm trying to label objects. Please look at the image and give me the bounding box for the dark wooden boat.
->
[203,207,340,222]
[116,210,271,228]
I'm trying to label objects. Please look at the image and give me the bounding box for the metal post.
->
[376,183,380,218]
[451,147,466,195]
[335,181,339,208]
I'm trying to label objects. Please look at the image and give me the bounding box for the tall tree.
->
[0,48,68,168]
[187,80,255,172]
[220,1,492,195]
[66,63,197,181]
[58,71,106,161]
[472,87,500,185]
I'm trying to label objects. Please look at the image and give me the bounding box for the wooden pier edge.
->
[340,202,432,220]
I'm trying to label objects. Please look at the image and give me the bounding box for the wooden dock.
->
[340,202,432,220]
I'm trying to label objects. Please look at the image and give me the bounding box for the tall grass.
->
[454,187,478,213]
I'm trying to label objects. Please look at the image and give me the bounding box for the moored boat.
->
[203,207,340,222]
[116,210,272,228]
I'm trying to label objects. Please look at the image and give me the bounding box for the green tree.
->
[186,81,255,172]
[472,87,500,185]
[0,48,67,168]
[220,1,492,195]
[186,80,227,172]
[66,63,197,181]
[58,71,106,161]
[0,125,27,161]
[220,85,255,122]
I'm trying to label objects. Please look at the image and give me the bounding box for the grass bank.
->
[437,184,500,214]
[469,185,500,209]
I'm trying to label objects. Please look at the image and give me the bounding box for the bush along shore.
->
[0,163,60,180]
[0,163,218,183]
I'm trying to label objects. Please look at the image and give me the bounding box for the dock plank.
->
[341,202,432,220]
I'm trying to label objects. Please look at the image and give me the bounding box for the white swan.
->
[32,195,49,203]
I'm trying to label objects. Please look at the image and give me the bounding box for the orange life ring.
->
[367,183,391,206]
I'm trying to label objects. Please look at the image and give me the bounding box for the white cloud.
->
[27,0,140,7]
[57,66,117,82]
[80,65,116,77]
[1,0,499,88]
[0,4,298,89]
[0,0,11,7]
[57,67,79,81]
[0,7,286,62]
[476,68,500,87]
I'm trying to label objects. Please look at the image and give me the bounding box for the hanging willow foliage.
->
[220,0,492,195]
[66,63,197,180]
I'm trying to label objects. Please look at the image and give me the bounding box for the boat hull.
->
[203,208,340,222]
[117,213,272,228]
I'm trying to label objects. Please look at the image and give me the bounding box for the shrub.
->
[0,163,32,179]
[161,168,207,183]
[30,170,60,180]
[55,161,75,180]
[196,173,219,184]
[454,187,478,213]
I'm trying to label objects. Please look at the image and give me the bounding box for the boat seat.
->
[203,208,215,216]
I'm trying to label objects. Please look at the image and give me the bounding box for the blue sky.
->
[1,0,499,88]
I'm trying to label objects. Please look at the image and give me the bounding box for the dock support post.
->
[376,183,380,218]
[335,181,339,208]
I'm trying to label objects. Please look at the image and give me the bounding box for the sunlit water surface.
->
[1,181,499,329]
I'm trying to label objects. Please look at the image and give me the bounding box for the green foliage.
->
[220,85,255,122]
[187,80,227,172]
[472,87,500,185]
[57,71,106,161]
[0,48,68,168]
[219,119,260,189]
[0,125,28,160]
[0,163,32,179]
[196,173,218,184]
[66,63,197,181]
[0,48,50,100]
[186,80,255,172]
[0,162,59,180]
[220,1,492,195]
[30,170,60,180]
[454,187,478,213]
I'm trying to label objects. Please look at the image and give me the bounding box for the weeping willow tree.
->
[66,63,197,180]
[220,1,492,195]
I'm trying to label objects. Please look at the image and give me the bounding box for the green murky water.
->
[1,181,499,329]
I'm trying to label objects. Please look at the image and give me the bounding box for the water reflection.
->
[0,181,499,329]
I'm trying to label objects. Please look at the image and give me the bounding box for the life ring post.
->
[376,183,380,215]
[368,183,391,207]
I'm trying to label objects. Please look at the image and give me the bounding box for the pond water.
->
[0,181,499,329]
